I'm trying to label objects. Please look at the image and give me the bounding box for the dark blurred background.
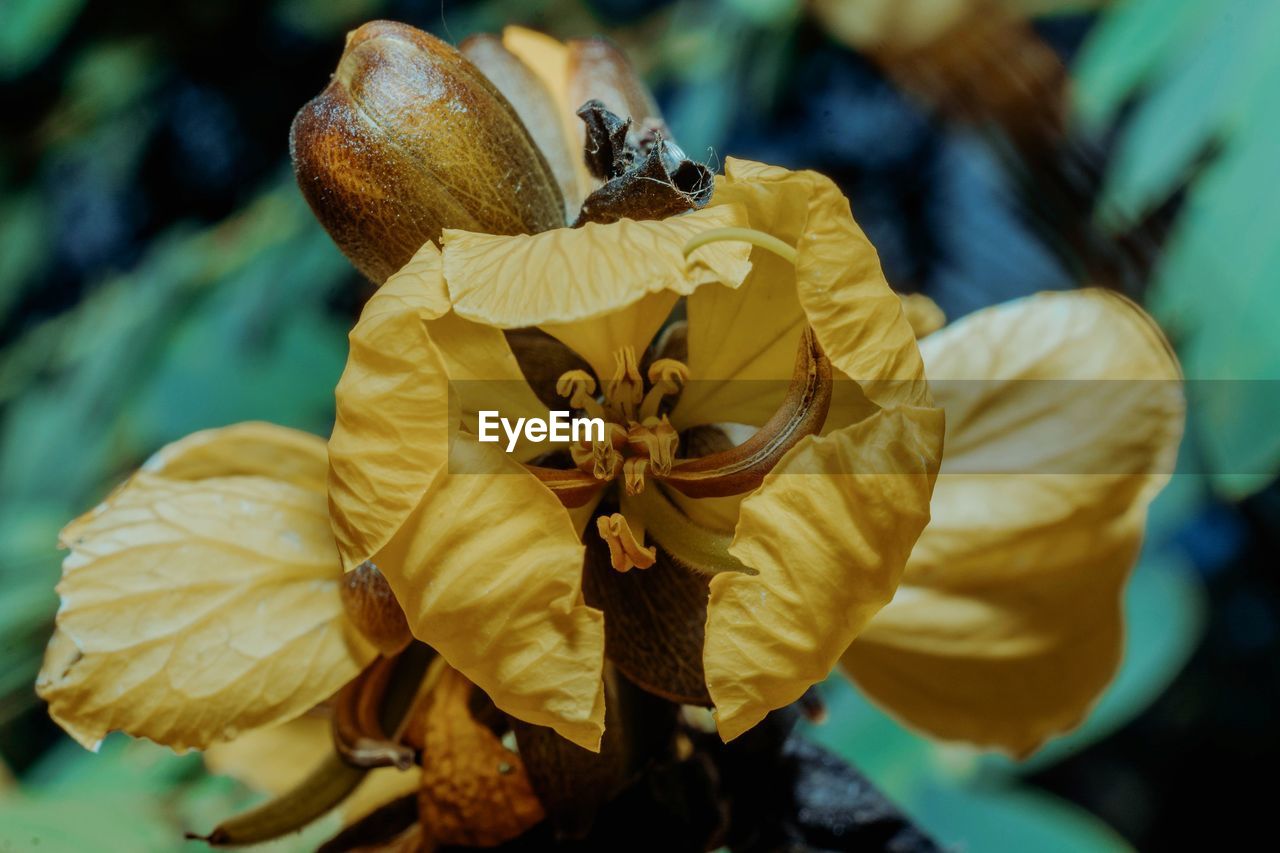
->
[2,1,1277,850]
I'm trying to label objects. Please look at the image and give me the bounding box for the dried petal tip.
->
[291,20,565,283]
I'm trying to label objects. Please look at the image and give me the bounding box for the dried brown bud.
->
[290,20,565,283]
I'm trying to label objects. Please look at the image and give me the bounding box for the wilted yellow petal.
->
[39,473,375,752]
[441,205,751,378]
[676,160,927,430]
[899,292,946,338]
[205,716,422,824]
[842,289,1184,755]
[428,310,554,461]
[328,243,604,748]
[675,168,807,429]
[707,405,943,741]
[786,166,931,409]
[141,421,328,492]
[373,438,606,752]
[328,244,454,572]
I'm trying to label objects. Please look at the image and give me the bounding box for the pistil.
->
[604,346,644,422]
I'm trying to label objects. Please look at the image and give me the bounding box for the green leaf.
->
[0,795,175,853]
[908,780,1133,853]
[0,193,47,321]
[1075,0,1280,498]
[0,0,88,80]
[1072,0,1218,129]
[11,737,333,852]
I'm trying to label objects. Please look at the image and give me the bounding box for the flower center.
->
[521,225,833,573]
[557,347,690,497]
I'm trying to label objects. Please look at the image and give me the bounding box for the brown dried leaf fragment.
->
[573,101,714,226]
[415,666,545,847]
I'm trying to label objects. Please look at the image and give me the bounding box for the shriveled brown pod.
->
[290,20,565,283]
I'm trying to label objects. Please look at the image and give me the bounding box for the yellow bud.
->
[290,20,565,283]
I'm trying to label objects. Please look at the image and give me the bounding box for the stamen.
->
[627,418,678,476]
[682,226,798,266]
[573,423,626,480]
[595,512,656,573]
[623,456,650,495]
[639,358,689,421]
[647,358,690,387]
[555,369,606,419]
[605,346,644,422]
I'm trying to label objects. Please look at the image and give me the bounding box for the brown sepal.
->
[582,532,713,706]
[510,668,676,839]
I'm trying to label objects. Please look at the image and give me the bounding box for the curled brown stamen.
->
[333,656,417,770]
[661,326,832,498]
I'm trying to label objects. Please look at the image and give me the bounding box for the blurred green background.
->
[1,0,1277,850]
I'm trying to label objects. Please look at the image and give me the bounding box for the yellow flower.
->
[36,35,1185,852]
[313,28,1179,758]
[324,140,950,752]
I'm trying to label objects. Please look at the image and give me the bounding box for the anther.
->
[573,423,626,480]
[596,512,656,573]
[556,369,605,419]
[627,418,678,476]
[639,358,689,421]
[622,456,650,495]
